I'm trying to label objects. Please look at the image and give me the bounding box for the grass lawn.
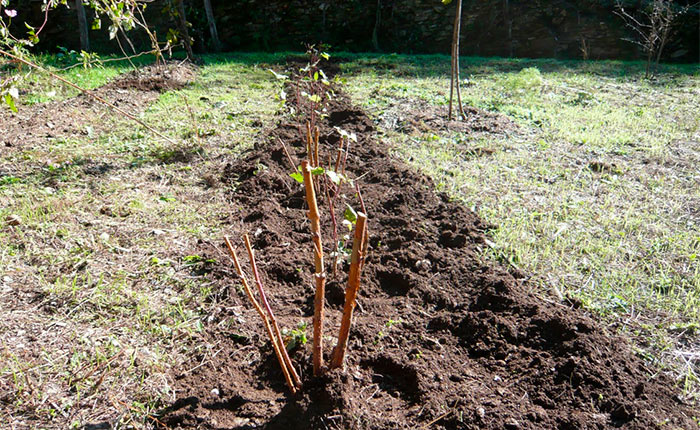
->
[341,53,699,390]
[1,52,698,427]
[345,54,700,391]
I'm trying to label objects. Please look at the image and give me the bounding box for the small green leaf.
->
[91,18,101,30]
[4,93,17,113]
[184,255,205,264]
[310,167,325,175]
[268,68,288,80]
[326,170,341,184]
[320,52,330,60]
[313,71,319,81]
[290,172,304,183]
[0,176,20,185]
[344,204,358,224]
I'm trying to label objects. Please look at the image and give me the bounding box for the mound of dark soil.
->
[378,97,518,136]
[162,60,697,429]
[106,62,196,92]
[0,63,195,152]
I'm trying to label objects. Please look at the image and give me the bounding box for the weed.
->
[503,67,543,91]
[386,318,402,328]
[283,322,309,351]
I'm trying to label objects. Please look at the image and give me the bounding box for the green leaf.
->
[91,18,101,30]
[0,176,20,185]
[267,68,288,80]
[290,172,304,183]
[344,204,358,224]
[320,52,330,60]
[4,93,17,113]
[184,255,207,264]
[442,0,453,4]
[310,167,325,175]
[326,170,341,185]
[313,71,319,81]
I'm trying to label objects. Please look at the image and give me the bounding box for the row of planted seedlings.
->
[224,49,368,393]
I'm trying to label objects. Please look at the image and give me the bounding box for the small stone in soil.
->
[505,418,520,429]
[414,259,432,272]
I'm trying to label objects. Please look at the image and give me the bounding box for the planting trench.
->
[161,59,697,429]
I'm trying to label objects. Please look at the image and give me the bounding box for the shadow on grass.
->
[197,51,700,83]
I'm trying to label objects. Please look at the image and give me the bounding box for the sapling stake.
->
[306,121,314,166]
[313,126,320,168]
[331,212,368,369]
[302,160,327,376]
[223,236,300,392]
[277,137,297,171]
[325,181,340,278]
[243,235,302,388]
[355,183,369,271]
[355,182,367,214]
[334,143,344,173]
[341,138,351,176]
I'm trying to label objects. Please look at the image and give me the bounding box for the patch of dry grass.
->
[0,53,285,428]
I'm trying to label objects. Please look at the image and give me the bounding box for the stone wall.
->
[20,0,700,62]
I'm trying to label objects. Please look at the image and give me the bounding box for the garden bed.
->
[161,59,697,430]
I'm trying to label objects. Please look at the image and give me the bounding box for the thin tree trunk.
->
[176,0,195,61]
[448,42,455,120]
[654,13,672,75]
[330,213,368,370]
[119,27,137,55]
[453,0,466,119]
[75,0,90,52]
[372,0,382,51]
[504,0,513,57]
[203,0,222,52]
[302,160,327,377]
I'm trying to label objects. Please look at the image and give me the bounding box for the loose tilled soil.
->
[0,62,195,152]
[377,97,518,136]
[161,59,698,429]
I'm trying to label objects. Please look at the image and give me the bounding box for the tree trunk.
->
[203,0,222,52]
[176,0,195,61]
[372,0,382,51]
[504,0,513,57]
[448,42,455,120]
[452,0,466,119]
[75,0,89,52]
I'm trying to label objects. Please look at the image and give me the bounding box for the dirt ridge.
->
[162,59,698,430]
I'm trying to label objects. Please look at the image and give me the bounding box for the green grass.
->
[0,52,286,428]
[1,51,699,427]
[341,54,700,393]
